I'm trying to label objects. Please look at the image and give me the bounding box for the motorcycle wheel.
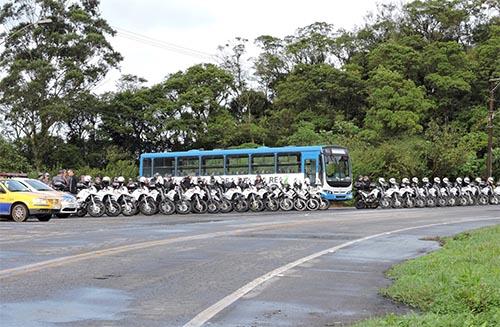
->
[105,200,122,217]
[404,198,415,209]
[293,198,307,211]
[319,198,330,210]
[426,198,436,207]
[355,199,366,209]
[249,199,264,212]
[478,195,489,205]
[207,199,220,214]
[139,198,157,216]
[392,195,403,209]
[279,198,294,211]
[88,200,105,217]
[264,198,279,211]
[490,195,499,205]
[415,198,425,208]
[192,199,208,214]
[219,199,233,213]
[380,197,391,209]
[159,199,176,215]
[122,200,137,216]
[307,199,320,211]
[437,197,447,207]
[176,200,192,214]
[447,196,457,207]
[234,199,249,213]
[457,196,468,206]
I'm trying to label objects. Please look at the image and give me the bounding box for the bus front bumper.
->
[321,191,352,201]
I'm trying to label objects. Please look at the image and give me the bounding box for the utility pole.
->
[486,78,500,178]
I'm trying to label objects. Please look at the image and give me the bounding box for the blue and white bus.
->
[139,145,352,201]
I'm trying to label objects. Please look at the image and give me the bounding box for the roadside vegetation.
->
[355,225,500,327]
[1,0,499,178]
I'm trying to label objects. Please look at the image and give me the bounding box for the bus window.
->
[178,156,199,176]
[142,158,152,177]
[153,157,174,176]
[226,155,249,175]
[277,153,301,173]
[318,155,324,184]
[324,154,351,187]
[251,154,275,174]
[304,159,316,185]
[201,156,224,175]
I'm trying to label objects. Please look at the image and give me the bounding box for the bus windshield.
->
[324,154,351,187]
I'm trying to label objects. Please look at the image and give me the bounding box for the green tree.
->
[364,67,434,138]
[368,41,422,80]
[161,64,234,149]
[274,63,366,127]
[422,41,475,123]
[0,0,122,168]
[100,76,166,157]
[0,137,31,172]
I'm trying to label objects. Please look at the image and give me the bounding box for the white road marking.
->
[0,210,448,278]
[0,215,362,279]
[183,217,500,327]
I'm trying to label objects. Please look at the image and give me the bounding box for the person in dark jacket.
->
[52,169,67,188]
[67,169,78,194]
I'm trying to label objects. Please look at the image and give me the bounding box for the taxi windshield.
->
[1,180,31,192]
[23,179,53,191]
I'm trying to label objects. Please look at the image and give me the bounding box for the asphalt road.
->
[1,206,499,327]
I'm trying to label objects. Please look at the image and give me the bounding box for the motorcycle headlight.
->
[33,198,49,206]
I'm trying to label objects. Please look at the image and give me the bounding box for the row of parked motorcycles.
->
[354,176,500,209]
[75,175,331,217]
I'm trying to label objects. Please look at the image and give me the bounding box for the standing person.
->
[39,172,51,185]
[63,169,69,185]
[52,170,67,189]
[67,169,78,194]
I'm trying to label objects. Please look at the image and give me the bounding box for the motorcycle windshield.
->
[323,154,351,187]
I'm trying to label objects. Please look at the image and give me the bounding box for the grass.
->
[355,225,500,327]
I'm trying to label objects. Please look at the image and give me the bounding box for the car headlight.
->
[62,195,77,203]
[33,198,49,206]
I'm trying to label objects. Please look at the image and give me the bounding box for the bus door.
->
[302,153,318,185]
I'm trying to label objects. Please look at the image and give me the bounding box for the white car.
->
[14,178,78,218]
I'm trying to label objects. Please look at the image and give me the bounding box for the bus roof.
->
[140,145,347,159]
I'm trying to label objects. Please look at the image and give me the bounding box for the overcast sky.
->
[97,0,398,92]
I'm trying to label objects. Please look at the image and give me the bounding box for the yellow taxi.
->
[13,178,78,218]
[0,178,61,222]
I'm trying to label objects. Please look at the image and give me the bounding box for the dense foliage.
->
[0,0,499,178]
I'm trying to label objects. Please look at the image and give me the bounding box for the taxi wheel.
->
[37,214,52,222]
[11,203,29,222]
